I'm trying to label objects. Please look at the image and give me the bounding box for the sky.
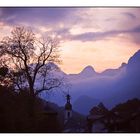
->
[0,7,140,74]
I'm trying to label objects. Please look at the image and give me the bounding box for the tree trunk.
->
[27,94,36,132]
[27,82,36,131]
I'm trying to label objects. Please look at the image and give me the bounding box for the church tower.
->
[64,94,72,123]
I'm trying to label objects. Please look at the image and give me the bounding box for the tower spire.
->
[64,94,72,123]
[66,94,71,103]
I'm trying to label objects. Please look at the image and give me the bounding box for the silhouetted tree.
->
[0,67,8,77]
[0,26,62,97]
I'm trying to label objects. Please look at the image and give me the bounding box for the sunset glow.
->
[0,8,140,73]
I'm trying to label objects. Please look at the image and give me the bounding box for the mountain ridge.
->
[39,49,140,115]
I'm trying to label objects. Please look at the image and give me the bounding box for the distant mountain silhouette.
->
[73,95,100,115]
[101,62,126,76]
[127,50,140,74]
[80,65,97,76]
[103,50,140,108]
[38,49,140,115]
[68,65,98,82]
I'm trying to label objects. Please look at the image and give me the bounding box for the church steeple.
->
[65,94,72,110]
[67,94,70,103]
[64,94,72,123]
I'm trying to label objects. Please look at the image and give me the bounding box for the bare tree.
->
[0,26,62,97]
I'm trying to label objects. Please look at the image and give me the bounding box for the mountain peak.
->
[127,49,140,73]
[118,62,127,70]
[83,65,95,71]
[128,50,140,64]
[80,65,96,76]
[121,62,127,68]
[128,49,140,63]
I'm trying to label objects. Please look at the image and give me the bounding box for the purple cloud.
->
[122,12,136,19]
[68,25,140,43]
[1,7,140,45]
[0,7,78,26]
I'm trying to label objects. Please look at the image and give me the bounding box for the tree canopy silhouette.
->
[0,26,62,97]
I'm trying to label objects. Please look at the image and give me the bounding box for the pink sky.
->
[0,8,140,73]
